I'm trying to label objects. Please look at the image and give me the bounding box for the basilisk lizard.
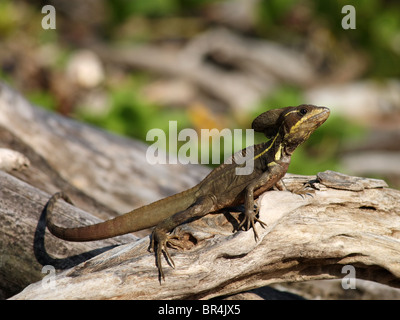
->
[45,104,330,280]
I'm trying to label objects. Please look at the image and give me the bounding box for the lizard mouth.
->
[309,107,330,126]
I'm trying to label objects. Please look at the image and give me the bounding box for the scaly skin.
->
[45,104,330,280]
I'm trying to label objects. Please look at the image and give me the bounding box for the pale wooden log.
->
[0,170,137,299]
[0,81,208,298]
[0,82,210,213]
[10,172,400,300]
[0,125,119,221]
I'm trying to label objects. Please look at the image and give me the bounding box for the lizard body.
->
[45,104,330,279]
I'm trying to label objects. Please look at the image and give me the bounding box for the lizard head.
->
[252,104,330,154]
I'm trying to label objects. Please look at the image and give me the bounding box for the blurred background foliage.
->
[0,0,399,184]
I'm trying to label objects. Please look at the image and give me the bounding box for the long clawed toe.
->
[150,231,178,282]
[294,188,315,199]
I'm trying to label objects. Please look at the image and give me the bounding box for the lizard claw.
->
[238,206,267,240]
[149,228,177,282]
[291,185,315,199]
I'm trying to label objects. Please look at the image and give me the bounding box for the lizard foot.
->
[150,228,179,281]
[291,184,315,199]
[238,205,267,240]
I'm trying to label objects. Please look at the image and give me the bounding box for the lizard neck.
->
[272,132,292,166]
[253,132,291,169]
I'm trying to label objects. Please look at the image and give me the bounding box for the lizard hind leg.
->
[150,231,177,281]
[149,195,215,281]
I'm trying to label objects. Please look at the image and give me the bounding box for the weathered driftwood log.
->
[0,170,136,299]
[0,81,208,298]
[0,82,209,213]
[9,171,400,300]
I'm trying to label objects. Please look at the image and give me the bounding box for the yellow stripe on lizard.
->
[253,133,279,160]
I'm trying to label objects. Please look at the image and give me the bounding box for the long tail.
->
[45,188,198,242]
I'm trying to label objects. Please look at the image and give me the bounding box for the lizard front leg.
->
[238,171,277,240]
[150,195,215,281]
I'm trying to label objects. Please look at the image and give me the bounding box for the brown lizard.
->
[45,104,330,280]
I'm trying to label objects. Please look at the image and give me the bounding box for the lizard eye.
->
[299,108,308,115]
